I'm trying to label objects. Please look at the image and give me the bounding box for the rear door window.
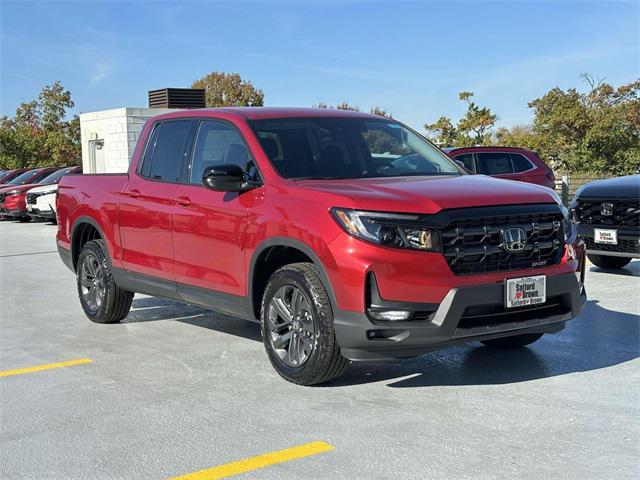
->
[140,120,193,182]
[477,152,514,175]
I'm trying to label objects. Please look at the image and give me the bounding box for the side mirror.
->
[454,160,472,174]
[202,164,252,192]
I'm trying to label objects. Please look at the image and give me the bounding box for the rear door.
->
[172,119,260,300]
[119,119,195,282]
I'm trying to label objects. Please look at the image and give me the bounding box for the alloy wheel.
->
[267,284,317,367]
[79,253,106,312]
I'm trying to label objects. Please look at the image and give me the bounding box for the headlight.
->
[331,208,440,251]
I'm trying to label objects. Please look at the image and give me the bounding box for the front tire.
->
[77,240,133,324]
[261,262,350,386]
[481,333,544,349]
[587,253,631,269]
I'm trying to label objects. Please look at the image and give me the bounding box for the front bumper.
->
[334,272,586,361]
[0,207,27,218]
[577,224,640,258]
[26,206,56,220]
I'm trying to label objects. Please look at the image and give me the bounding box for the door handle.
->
[176,196,192,207]
[128,189,140,199]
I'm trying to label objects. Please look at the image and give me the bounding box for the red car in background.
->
[0,167,62,221]
[443,146,556,189]
[0,168,30,184]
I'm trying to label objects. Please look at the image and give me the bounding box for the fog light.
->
[367,309,412,321]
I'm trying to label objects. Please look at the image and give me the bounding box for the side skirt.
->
[112,267,255,322]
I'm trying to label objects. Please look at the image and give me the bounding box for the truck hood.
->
[295,175,559,213]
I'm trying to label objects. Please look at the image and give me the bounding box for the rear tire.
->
[481,333,544,349]
[77,239,133,324]
[587,253,631,270]
[261,262,350,386]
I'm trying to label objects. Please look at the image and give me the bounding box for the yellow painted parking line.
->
[0,358,93,378]
[169,441,335,480]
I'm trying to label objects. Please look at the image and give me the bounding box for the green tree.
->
[526,75,639,173]
[424,92,497,146]
[336,101,360,111]
[0,81,80,169]
[191,71,264,107]
[312,101,360,111]
[370,106,392,118]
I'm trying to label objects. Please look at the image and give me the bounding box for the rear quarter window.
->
[510,153,534,173]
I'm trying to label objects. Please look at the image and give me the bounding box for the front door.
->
[172,119,261,301]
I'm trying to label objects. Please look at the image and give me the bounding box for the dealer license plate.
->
[505,275,546,309]
[26,204,33,211]
[594,228,617,245]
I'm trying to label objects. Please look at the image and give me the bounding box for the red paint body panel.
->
[56,108,580,318]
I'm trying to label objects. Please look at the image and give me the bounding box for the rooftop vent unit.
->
[148,88,206,109]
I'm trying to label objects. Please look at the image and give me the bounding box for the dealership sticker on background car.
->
[505,275,546,308]
[594,228,618,245]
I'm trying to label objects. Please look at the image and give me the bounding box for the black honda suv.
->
[572,175,640,269]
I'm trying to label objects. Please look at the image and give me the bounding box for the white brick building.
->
[79,108,174,173]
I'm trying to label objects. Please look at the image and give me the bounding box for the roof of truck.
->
[157,107,382,121]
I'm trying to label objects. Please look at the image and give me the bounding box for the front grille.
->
[584,237,640,254]
[0,192,9,205]
[26,192,39,205]
[440,206,565,275]
[575,198,640,227]
[458,296,569,330]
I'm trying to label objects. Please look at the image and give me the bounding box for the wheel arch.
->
[248,238,338,321]
[70,216,107,271]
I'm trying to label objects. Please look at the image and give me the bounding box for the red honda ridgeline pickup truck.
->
[57,108,586,385]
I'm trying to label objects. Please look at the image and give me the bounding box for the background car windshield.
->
[38,167,74,184]
[251,117,461,179]
[7,171,35,185]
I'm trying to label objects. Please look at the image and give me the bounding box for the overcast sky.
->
[1,0,638,131]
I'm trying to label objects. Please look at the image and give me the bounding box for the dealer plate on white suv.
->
[505,275,546,309]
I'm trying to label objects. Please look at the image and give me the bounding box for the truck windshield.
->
[250,117,462,180]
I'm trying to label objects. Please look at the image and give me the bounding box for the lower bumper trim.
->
[334,272,585,361]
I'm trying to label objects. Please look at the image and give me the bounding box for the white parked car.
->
[25,166,82,222]
[25,184,59,222]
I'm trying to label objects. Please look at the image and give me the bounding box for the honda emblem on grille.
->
[601,202,614,216]
[502,227,527,253]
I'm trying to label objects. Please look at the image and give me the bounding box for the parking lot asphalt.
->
[0,220,638,480]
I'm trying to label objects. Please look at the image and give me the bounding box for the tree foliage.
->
[370,106,392,118]
[313,101,361,111]
[498,75,639,174]
[192,71,264,107]
[424,92,497,146]
[0,81,80,169]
